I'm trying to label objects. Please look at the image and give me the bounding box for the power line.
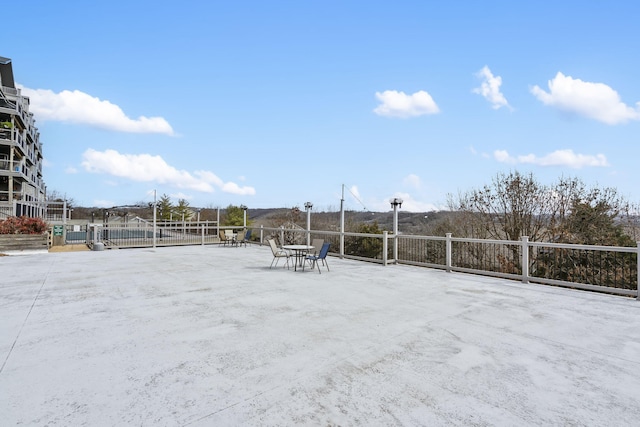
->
[343,184,367,211]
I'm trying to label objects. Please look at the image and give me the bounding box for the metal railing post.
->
[393,233,398,264]
[382,231,388,266]
[521,236,529,284]
[446,233,452,273]
[340,194,345,259]
[62,200,67,244]
[260,225,264,245]
[637,242,640,300]
[201,224,205,245]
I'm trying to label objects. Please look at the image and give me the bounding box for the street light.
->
[304,202,313,246]
[390,198,403,233]
[241,205,248,228]
[390,198,403,264]
[153,190,157,249]
[390,198,403,209]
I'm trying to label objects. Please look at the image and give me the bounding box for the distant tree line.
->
[428,171,638,288]
[50,171,640,249]
[434,171,635,247]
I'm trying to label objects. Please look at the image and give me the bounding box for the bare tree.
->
[448,171,551,242]
[46,190,76,208]
[549,178,631,246]
[448,172,632,245]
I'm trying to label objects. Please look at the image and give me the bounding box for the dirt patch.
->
[49,244,90,253]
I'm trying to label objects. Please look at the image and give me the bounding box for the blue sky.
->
[7,1,640,212]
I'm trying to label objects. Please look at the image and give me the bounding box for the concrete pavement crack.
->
[0,257,54,375]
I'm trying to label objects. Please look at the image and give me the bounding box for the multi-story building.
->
[0,56,46,217]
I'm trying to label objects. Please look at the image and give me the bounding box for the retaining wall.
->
[0,234,49,253]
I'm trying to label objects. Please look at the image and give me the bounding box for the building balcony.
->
[1,85,18,96]
[0,189,24,202]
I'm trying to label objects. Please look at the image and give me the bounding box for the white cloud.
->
[18,85,174,135]
[373,90,440,118]
[192,170,256,196]
[65,166,78,174]
[348,185,361,201]
[170,192,193,201]
[340,185,369,210]
[469,145,492,159]
[530,72,640,125]
[403,174,421,190]
[369,192,441,212]
[81,149,255,195]
[493,149,609,169]
[473,66,511,110]
[494,150,512,163]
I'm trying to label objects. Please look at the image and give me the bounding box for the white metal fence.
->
[0,200,68,221]
[262,227,639,299]
[48,221,640,299]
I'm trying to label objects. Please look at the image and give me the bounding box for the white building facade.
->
[0,56,46,218]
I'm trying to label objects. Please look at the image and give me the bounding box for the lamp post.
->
[153,190,157,249]
[340,185,345,258]
[390,197,403,263]
[304,202,313,246]
[216,207,220,237]
[241,205,248,228]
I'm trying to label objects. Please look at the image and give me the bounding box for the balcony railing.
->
[1,162,26,175]
[4,207,637,299]
[0,190,27,202]
[1,85,18,96]
[61,222,640,298]
[86,222,222,249]
[259,227,639,298]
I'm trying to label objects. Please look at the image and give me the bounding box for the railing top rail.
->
[450,236,521,245]
[528,240,638,253]
[446,236,638,253]
[28,219,640,297]
[397,234,447,241]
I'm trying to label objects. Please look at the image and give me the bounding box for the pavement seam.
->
[0,257,54,375]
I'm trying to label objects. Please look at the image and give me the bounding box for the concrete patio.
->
[1,244,639,426]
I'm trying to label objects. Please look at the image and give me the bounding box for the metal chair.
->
[268,239,290,269]
[236,229,251,247]
[219,230,230,246]
[311,238,324,264]
[303,242,330,273]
